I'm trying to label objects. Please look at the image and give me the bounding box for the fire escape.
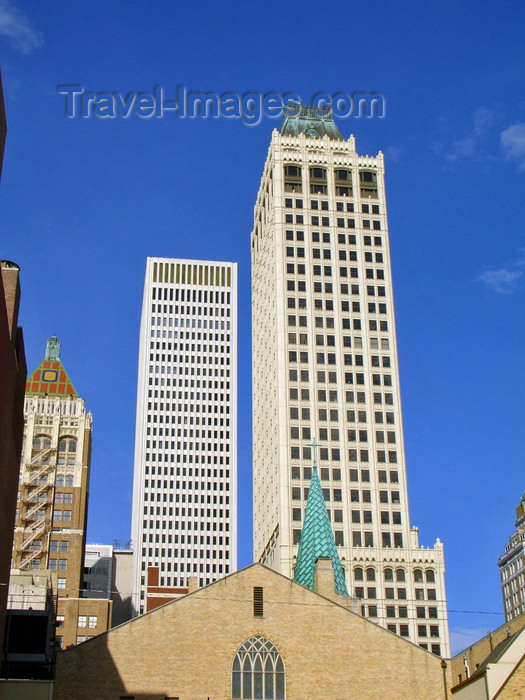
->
[18,445,56,570]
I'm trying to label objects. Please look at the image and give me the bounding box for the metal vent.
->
[253,586,264,617]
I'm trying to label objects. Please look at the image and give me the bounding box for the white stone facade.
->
[251,123,449,655]
[131,257,238,615]
[499,492,525,622]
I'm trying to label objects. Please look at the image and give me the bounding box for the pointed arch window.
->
[232,635,285,699]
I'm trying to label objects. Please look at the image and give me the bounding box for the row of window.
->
[151,306,232,318]
[50,540,69,552]
[285,197,379,214]
[352,510,402,525]
[285,230,385,252]
[289,395,393,412]
[285,255,383,276]
[291,370,393,389]
[145,466,230,477]
[32,436,77,452]
[142,534,229,546]
[352,531,404,547]
[287,302,388,321]
[140,562,229,575]
[144,496,229,507]
[353,568,436,585]
[290,425,396,444]
[288,316,388,335]
[152,288,231,304]
[142,547,229,560]
[53,510,72,521]
[284,211,383,229]
[287,245,384,269]
[55,493,73,504]
[77,615,98,628]
[142,519,229,531]
[288,281,389,298]
[292,528,404,548]
[290,445,398,464]
[150,317,231,329]
[145,455,230,466]
[48,559,68,570]
[290,466,399,482]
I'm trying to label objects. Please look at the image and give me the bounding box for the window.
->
[232,636,285,700]
[57,578,66,589]
[88,616,97,628]
[78,615,87,628]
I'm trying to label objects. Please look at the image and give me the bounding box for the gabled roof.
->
[26,337,77,397]
[451,623,525,698]
[293,463,349,596]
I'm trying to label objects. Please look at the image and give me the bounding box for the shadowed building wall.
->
[0,261,27,653]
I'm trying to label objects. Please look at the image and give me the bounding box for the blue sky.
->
[2,0,525,654]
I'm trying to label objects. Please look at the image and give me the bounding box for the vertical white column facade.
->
[251,117,449,656]
[498,493,525,622]
[131,257,238,616]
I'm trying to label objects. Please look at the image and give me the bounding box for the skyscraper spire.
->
[293,443,349,596]
[45,336,61,361]
[26,337,77,397]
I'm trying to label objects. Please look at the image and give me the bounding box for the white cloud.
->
[0,0,43,54]
[385,145,402,163]
[437,107,498,164]
[478,268,523,294]
[501,123,525,169]
[477,249,525,294]
[447,136,477,162]
[450,627,491,656]
[473,106,496,137]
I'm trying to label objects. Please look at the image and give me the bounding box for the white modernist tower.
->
[251,105,449,656]
[131,257,238,615]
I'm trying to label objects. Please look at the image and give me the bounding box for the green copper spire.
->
[293,441,349,596]
[45,336,61,361]
[280,103,343,140]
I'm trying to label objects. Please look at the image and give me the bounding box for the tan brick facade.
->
[450,614,525,687]
[55,563,448,699]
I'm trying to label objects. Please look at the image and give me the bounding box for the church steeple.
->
[293,442,349,596]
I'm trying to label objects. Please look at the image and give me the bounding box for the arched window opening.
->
[232,635,285,699]
[353,567,363,581]
[396,568,406,582]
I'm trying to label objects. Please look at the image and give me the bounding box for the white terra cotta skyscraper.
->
[131,257,237,615]
[251,104,449,656]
